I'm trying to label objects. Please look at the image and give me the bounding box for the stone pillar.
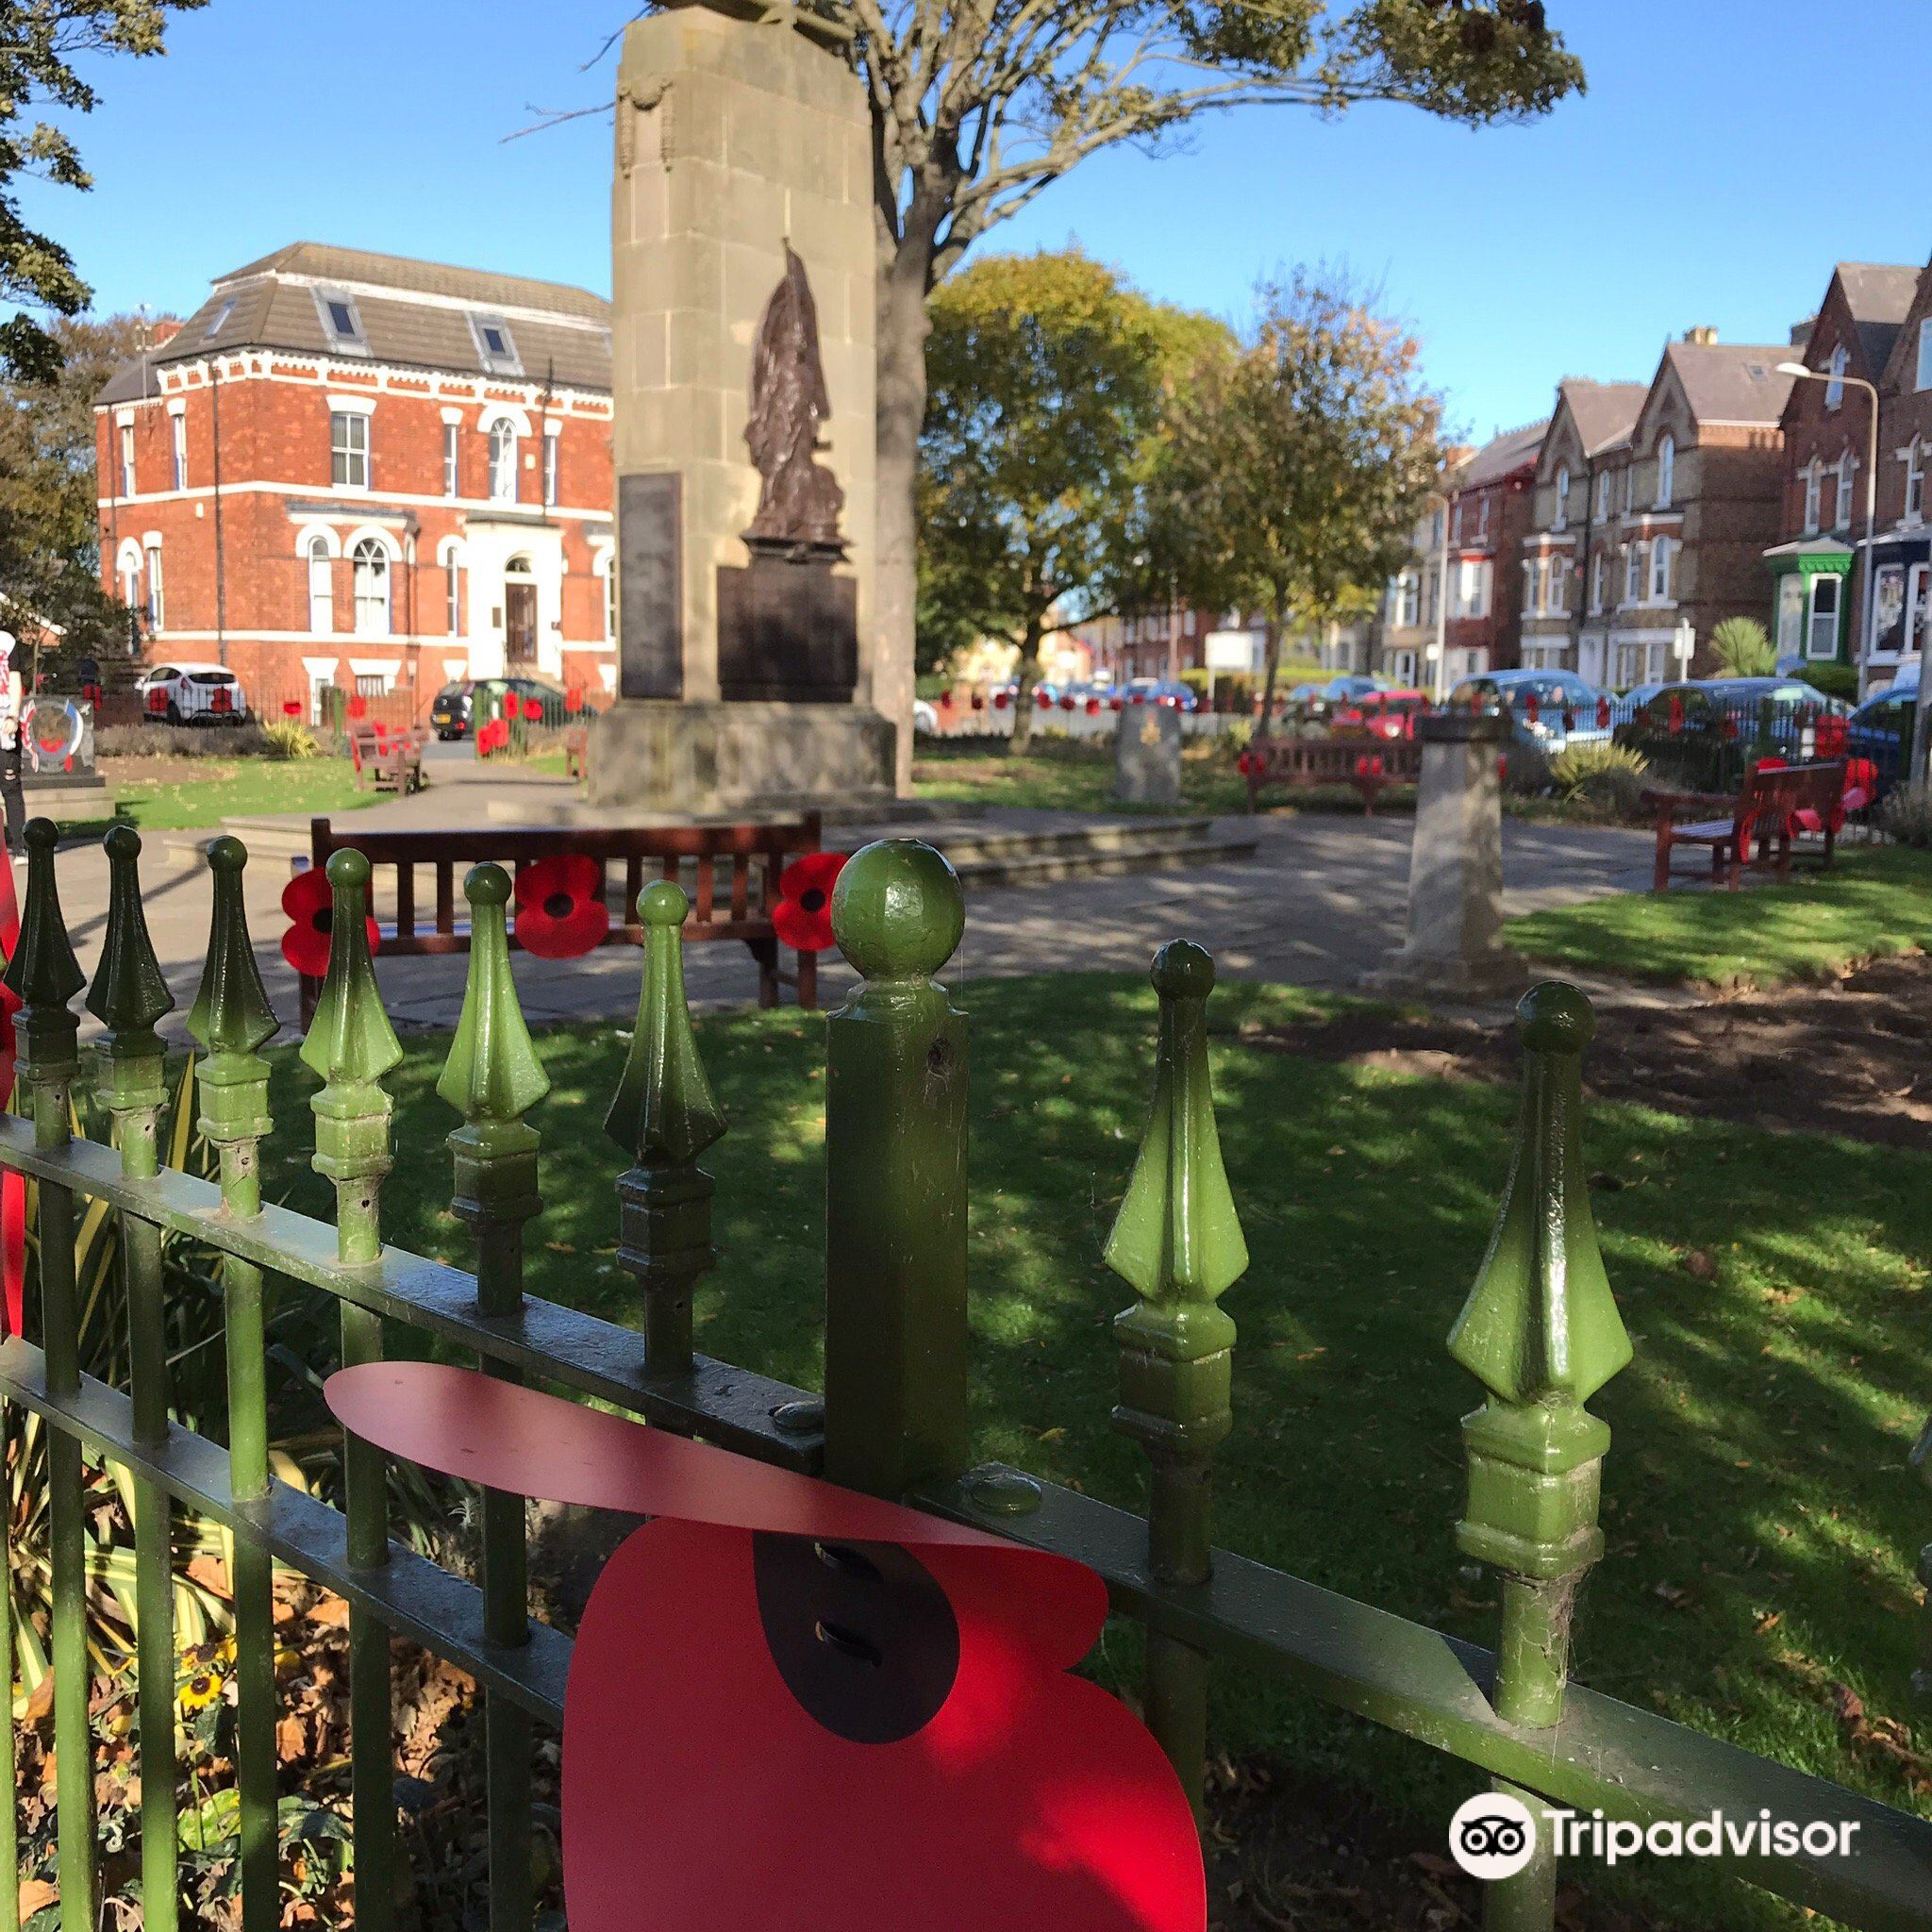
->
[1370,712,1527,1000]
[592,0,894,814]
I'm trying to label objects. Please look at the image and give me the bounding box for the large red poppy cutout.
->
[326,1363,1203,1932]
[279,865,381,978]
[513,853,610,958]
[773,850,848,953]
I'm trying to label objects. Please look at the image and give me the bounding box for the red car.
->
[1335,689,1430,740]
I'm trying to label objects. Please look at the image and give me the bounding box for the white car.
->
[912,698,940,735]
[138,660,250,725]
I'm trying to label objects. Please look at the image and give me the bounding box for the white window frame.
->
[143,541,164,631]
[1906,440,1925,526]
[1824,343,1847,410]
[446,556,462,635]
[1835,452,1855,531]
[115,538,142,613]
[488,421,519,504]
[1649,535,1672,602]
[1918,317,1932,392]
[314,287,370,356]
[1593,470,1609,521]
[443,422,459,498]
[543,427,559,507]
[331,409,371,491]
[468,311,524,376]
[120,422,136,497]
[1803,461,1822,535]
[1554,469,1570,531]
[594,546,617,644]
[1807,573,1841,659]
[351,536,391,636]
[1655,435,1674,509]
[1590,549,1605,613]
[1450,500,1463,544]
[307,533,335,634]
[171,412,188,492]
[1548,555,1567,615]
[1624,541,1643,606]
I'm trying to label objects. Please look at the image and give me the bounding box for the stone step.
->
[942,826,1258,887]
[853,816,1221,866]
[478,794,984,829]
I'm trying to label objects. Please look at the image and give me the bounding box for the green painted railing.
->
[1,818,1929,1932]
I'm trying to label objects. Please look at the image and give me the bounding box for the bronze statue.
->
[743,245,844,551]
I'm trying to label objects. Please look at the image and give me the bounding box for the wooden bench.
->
[1645,760,1845,892]
[348,723,429,791]
[293,814,825,1024]
[1241,734,1422,813]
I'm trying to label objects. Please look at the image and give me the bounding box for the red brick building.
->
[95,242,616,721]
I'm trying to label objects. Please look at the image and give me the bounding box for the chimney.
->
[149,321,183,349]
[1681,325,1719,347]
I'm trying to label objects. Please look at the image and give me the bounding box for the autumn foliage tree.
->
[919,251,1221,744]
[1153,269,1447,710]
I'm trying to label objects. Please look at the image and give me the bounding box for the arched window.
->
[1554,467,1570,530]
[308,534,334,634]
[1655,435,1674,508]
[488,421,518,503]
[352,537,391,635]
[444,545,464,636]
[143,541,165,631]
[593,548,616,643]
[1825,343,1847,410]
[116,540,142,614]
[1835,452,1855,530]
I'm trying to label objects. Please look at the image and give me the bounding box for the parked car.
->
[1124,678,1199,711]
[1846,677,1920,796]
[1317,675,1383,703]
[430,676,566,740]
[912,698,941,735]
[137,661,249,725]
[1336,688,1430,741]
[1448,669,1610,751]
[1613,676,1852,791]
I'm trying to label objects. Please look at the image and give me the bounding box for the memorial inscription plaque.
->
[619,472,683,700]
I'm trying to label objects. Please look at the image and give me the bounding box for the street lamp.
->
[1775,360,1878,691]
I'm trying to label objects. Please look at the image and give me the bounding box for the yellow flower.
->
[178,1670,223,1713]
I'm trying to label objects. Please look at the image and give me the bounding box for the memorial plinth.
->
[590,0,894,814]
[1368,711,1527,1001]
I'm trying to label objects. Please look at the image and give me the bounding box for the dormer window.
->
[314,288,369,356]
[469,312,523,375]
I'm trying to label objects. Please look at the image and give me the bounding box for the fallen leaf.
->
[305,1595,351,1630]
[1682,1250,1717,1281]
[19,1879,57,1920]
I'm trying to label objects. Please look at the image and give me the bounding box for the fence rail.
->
[2,817,1929,1932]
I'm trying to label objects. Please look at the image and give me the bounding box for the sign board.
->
[1203,629,1261,674]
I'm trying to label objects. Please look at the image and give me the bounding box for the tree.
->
[1153,268,1445,715]
[1709,615,1774,677]
[0,310,163,659]
[1,2,205,382]
[588,2,1582,780]
[918,250,1220,745]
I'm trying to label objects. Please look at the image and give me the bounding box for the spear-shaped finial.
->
[1450,980,1630,1735]
[606,881,724,1370]
[188,835,279,1169]
[606,881,724,1167]
[3,819,85,1125]
[440,863,548,1235]
[301,850,401,1267]
[88,825,174,1166]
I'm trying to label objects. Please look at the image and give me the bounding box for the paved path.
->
[37,763,1658,1041]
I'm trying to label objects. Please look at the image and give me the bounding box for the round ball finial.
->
[639,880,689,928]
[464,861,511,909]
[25,818,58,854]
[325,848,371,893]
[1151,938,1215,1000]
[1517,979,1594,1055]
[207,835,247,876]
[830,841,964,981]
[104,824,141,862]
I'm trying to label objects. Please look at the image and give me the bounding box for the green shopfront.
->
[1764,536,1852,665]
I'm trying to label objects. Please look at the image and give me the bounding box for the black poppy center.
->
[752,1532,958,1745]
[542,891,575,920]
[799,888,826,915]
[310,908,330,935]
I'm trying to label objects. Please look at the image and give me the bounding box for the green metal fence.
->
[1,815,1929,1932]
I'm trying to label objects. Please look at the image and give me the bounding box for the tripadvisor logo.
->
[1449,1792,1862,1878]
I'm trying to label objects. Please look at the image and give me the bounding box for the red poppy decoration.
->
[938,690,954,710]
[326,1363,1204,1932]
[971,691,987,712]
[773,850,848,954]
[1596,697,1611,729]
[513,853,610,959]
[524,695,546,722]
[1815,712,1848,758]
[1353,752,1386,779]
[283,700,302,719]
[146,687,168,715]
[1667,694,1685,734]
[1085,697,1100,715]
[565,686,585,714]
[991,689,1010,710]
[0,856,21,1338]
[347,694,369,722]
[280,865,381,979]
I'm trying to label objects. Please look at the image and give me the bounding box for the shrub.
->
[1548,740,1651,819]
[1710,616,1775,676]
[1879,782,1932,848]
[94,722,275,759]
[262,717,321,760]
[1799,660,1858,702]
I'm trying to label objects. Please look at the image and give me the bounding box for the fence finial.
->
[605,880,723,1371]
[1450,978,1630,1747]
[87,824,173,1043]
[441,862,548,1228]
[4,818,85,1096]
[605,880,724,1167]
[302,849,401,1268]
[188,835,279,1063]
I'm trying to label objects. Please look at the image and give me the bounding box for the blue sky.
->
[21,1,1930,441]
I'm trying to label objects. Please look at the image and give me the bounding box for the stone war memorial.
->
[589,0,898,814]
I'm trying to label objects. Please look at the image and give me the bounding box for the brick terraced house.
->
[96,242,616,721]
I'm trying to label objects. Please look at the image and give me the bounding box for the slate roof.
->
[1832,260,1922,376]
[1556,379,1648,457]
[1456,418,1547,488]
[98,242,612,406]
[1662,341,1793,425]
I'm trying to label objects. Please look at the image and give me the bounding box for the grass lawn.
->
[913,736,1254,814]
[257,972,1929,1930]
[98,756,374,832]
[1507,844,1932,989]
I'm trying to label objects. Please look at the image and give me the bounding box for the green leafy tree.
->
[1153,268,1446,714]
[588,2,1583,776]
[1,2,205,382]
[918,250,1221,746]
[1709,615,1774,677]
[0,311,167,661]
